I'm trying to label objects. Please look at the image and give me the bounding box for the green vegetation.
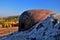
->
[0,15,19,22]
[0,15,19,28]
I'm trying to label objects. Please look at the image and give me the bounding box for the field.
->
[0,15,19,36]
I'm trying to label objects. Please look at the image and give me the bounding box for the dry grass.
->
[0,27,18,36]
[55,14,60,21]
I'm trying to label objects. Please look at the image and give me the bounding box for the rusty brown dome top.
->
[26,10,55,22]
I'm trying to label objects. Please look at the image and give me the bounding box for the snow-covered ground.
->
[0,16,60,40]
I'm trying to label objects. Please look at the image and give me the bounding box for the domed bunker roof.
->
[18,10,55,31]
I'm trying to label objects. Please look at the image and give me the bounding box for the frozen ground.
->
[0,16,60,40]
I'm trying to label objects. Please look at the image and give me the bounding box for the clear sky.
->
[0,0,60,16]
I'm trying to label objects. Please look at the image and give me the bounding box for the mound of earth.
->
[19,10,55,31]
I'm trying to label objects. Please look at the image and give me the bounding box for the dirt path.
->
[0,27,18,36]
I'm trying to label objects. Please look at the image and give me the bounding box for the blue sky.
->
[0,0,60,16]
